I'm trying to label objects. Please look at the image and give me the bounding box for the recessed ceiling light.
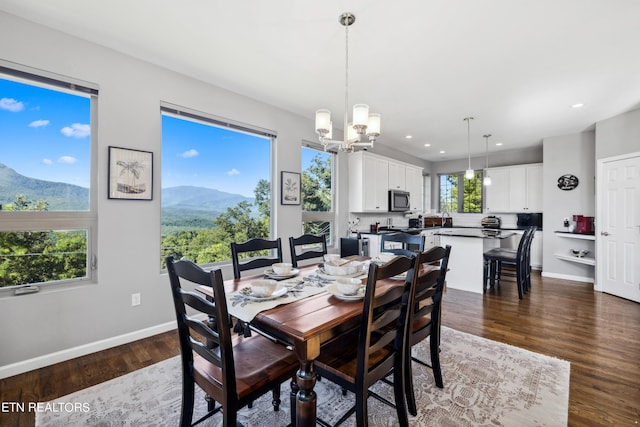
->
[495,142,503,146]
[439,150,445,154]
[424,143,431,147]
[405,135,413,139]
[571,103,584,109]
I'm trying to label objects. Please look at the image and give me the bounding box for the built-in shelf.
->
[554,253,595,266]
[554,231,595,241]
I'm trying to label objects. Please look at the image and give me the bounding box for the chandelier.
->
[315,13,381,152]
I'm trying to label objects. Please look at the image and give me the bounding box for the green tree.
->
[302,153,331,212]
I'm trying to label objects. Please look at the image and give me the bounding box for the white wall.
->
[596,108,640,160]
[0,12,339,376]
[541,131,596,282]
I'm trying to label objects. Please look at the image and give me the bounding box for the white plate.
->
[316,267,366,280]
[245,286,288,301]
[326,284,365,301]
[263,268,300,280]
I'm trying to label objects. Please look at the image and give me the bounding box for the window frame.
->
[0,62,98,295]
[438,170,485,213]
[160,102,277,269]
[301,142,336,247]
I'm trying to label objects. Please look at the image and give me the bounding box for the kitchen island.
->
[436,228,516,294]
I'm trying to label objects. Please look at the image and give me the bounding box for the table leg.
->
[295,361,317,426]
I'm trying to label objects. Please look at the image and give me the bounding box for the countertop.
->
[436,228,516,239]
[354,225,538,236]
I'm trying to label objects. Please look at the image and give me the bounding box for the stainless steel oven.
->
[388,190,410,212]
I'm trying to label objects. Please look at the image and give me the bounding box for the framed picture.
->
[108,146,153,200]
[281,171,301,205]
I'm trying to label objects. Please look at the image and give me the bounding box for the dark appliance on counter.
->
[340,236,370,257]
[481,215,502,229]
[408,217,422,228]
[388,189,410,212]
[573,215,594,234]
[517,212,543,229]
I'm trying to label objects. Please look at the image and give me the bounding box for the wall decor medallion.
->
[280,171,301,205]
[557,174,579,191]
[108,146,153,200]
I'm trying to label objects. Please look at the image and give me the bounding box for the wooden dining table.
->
[196,259,429,426]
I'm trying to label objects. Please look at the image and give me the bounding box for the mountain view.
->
[0,163,255,225]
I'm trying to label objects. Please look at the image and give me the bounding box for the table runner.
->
[227,268,366,323]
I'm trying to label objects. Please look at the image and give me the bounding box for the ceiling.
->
[2,0,640,162]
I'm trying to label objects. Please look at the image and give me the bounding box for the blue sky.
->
[0,77,91,188]
[1,75,325,198]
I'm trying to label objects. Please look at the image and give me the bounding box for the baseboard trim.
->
[541,271,594,284]
[0,321,177,379]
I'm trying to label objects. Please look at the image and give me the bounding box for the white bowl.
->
[251,279,278,297]
[570,249,589,258]
[272,262,293,275]
[323,254,340,263]
[377,252,396,263]
[323,260,362,276]
[336,278,363,295]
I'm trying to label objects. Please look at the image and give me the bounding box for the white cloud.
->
[179,149,199,158]
[29,119,50,128]
[42,158,53,165]
[58,156,77,164]
[61,123,90,138]
[0,98,25,112]
[226,168,240,176]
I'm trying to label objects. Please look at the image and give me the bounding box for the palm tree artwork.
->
[116,160,146,194]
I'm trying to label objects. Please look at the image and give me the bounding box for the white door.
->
[597,153,640,302]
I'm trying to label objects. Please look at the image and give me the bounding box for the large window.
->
[301,144,334,245]
[439,171,483,213]
[160,104,274,267]
[0,65,97,291]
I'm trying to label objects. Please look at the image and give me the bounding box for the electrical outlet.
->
[131,293,141,306]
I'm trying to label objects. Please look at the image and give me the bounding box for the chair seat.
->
[194,333,298,403]
[315,330,394,387]
[483,248,517,262]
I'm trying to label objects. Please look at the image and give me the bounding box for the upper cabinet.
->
[348,152,423,212]
[485,163,542,212]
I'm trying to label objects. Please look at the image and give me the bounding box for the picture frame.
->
[108,146,153,200]
[281,171,301,205]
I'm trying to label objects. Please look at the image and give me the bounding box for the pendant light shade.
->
[464,117,474,179]
[483,134,492,186]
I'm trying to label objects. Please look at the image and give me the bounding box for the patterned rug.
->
[36,327,569,426]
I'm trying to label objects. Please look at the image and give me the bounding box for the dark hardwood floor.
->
[1,272,639,426]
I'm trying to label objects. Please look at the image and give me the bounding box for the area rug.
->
[36,327,569,426]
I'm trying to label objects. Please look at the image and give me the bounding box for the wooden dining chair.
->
[313,255,418,427]
[403,245,451,416]
[288,233,327,268]
[380,232,425,257]
[230,237,283,279]
[165,256,298,427]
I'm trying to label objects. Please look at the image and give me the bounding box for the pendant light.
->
[483,134,492,186]
[464,117,474,179]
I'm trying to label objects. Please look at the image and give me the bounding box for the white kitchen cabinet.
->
[421,229,441,251]
[485,163,542,213]
[348,152,422,213]
[348,152,389,212]
[388,161,406,190]
[405,166,423,212]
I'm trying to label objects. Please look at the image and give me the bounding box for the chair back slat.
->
[231,238,283,279]
[289,234,327,268]
[380,232,425,257]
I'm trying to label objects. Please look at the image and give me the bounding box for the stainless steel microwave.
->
[389,190,410,212]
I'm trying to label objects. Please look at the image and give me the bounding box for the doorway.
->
[596,152,640,302]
